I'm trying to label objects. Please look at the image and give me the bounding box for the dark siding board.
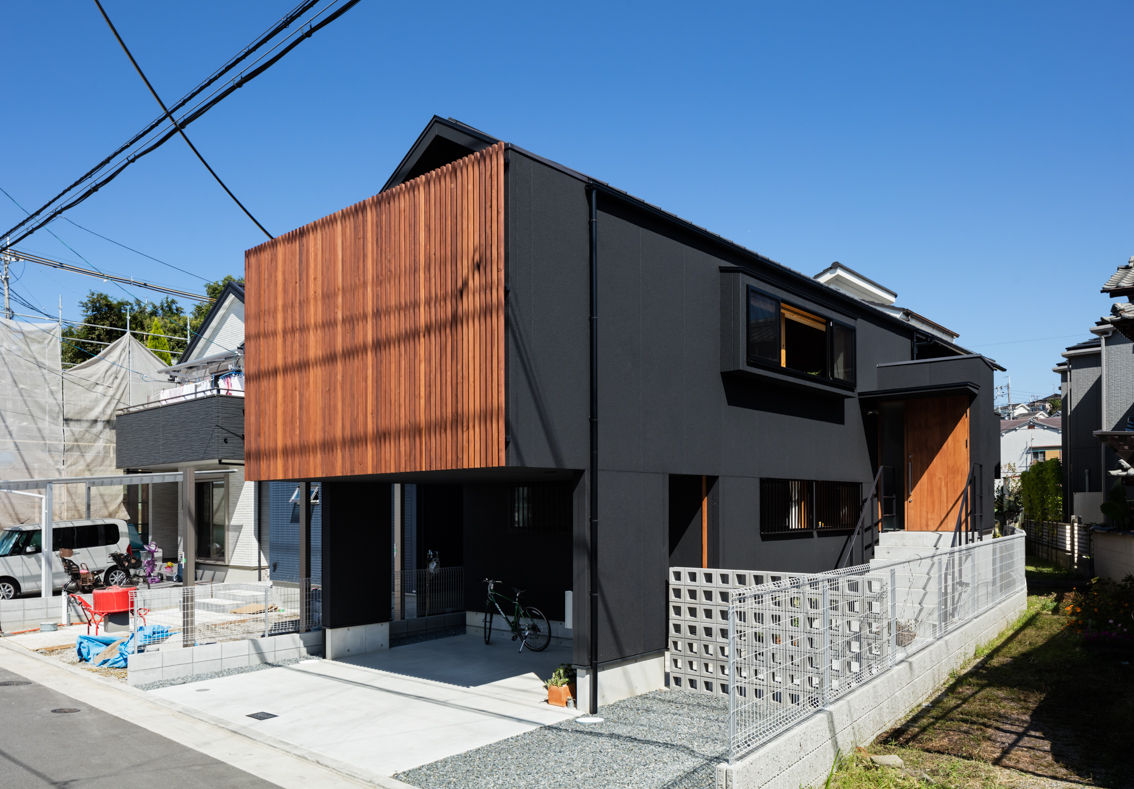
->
[505,154,986,665]
[267,481,322,584]
[115,397,244,469]
[504,153,590,470]
[460,482,573,621]
[321,481,392,628]
[1067,355,1102,496]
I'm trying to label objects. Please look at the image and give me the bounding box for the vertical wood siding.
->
[245,144,506,481]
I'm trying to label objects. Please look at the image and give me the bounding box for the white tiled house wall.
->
[223,470,264,581]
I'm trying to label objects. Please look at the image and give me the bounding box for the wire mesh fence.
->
[132,579,320,649]
[393,567,463,618]
[727,533,1025,761]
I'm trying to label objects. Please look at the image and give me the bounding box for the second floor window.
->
[746,286,855,386]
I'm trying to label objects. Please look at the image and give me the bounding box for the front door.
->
[904,395,970,531]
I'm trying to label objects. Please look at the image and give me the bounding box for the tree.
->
[60,275,241,367]
[145,317,172,365]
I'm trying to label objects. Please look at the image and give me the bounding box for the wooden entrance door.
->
[904,395,970,531]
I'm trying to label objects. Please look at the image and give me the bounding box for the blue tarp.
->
[75,625,171,669]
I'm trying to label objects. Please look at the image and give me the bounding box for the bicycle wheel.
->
[483,609,493,645]
[519,606,551,652]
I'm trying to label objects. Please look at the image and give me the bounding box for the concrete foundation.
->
[325,622,389,659]
[717,588,1026,789]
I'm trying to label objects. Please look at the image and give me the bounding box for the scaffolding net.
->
[0,317,170,523]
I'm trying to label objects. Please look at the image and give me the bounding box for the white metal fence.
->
[727,533,1025,761]
[132,580,320,649]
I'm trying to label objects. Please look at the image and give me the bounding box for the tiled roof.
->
[1102,258,1134,294]
[1000,415,1061,434]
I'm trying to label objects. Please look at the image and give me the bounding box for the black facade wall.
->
[504,152,590,471]
[116,396,244,469]
[504,151,986,666]
[320,481,391,629]
[460,482,574,621]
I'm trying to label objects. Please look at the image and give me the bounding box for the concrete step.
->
[876,531,954,549]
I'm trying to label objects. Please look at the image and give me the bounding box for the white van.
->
[0,519,132,599]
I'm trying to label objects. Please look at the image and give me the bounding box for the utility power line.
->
[0,0,361,252]
[6,249,209,302]
[93,0,273,239]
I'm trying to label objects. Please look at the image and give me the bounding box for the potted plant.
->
[545,664,576,707]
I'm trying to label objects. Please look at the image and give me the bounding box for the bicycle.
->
[482,578,551,652]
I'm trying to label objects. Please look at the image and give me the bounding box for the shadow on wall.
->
[722,376,845,424]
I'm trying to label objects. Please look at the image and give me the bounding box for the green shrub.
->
[1020,458,1062,521]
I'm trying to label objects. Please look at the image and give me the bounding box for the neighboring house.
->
[999,414,1061,485]
[242,117,1001,699]
[1055,257,1134,523]
[115,282,267,582]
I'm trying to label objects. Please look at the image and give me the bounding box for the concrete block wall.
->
[127,630,323,687]
[667,567,837,696]
[0,593,93,632]
[717,588,1026,789]
[1092,530,1134,580]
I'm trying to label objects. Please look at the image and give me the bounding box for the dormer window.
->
[745,286,855,386]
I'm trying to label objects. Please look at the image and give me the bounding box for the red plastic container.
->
[93,585,133,614]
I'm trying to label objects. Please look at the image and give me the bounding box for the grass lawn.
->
[827,559,1134,788]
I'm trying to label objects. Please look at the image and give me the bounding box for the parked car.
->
[0,519,132,599]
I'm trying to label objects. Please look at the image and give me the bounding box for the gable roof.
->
[1000,414,1062,434]
[348,116,997,365]
[181,281,244,361]
[382,117,499,192]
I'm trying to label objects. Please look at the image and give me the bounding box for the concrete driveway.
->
[150,633,580,780]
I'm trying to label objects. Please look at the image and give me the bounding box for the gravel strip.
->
[396,690,727,789]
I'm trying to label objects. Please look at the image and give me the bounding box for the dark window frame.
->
[510,483,571,534]
[760,478,862,537]
[745,285,856,388]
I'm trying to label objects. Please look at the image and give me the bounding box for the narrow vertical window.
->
[746,288,780,366]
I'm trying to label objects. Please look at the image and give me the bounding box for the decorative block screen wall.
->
[665,567,858,695]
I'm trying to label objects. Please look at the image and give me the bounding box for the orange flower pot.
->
[547,683,574,707]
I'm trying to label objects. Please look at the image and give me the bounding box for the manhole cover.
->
[51,708,80,714]
[0,680,30,687]
[246,711,277,720]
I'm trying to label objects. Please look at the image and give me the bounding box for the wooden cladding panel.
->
[904,395,970,532]
[245,144,506,481]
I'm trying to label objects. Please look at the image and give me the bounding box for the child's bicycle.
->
[482,578,551,652]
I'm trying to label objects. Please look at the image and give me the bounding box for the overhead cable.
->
[0,0,359,251]
[0,0,319,247]
[93,0,274,239]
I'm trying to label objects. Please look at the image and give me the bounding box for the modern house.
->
[243,117,1000,700]
[1056,257,1134,523]
[115,282,266,582]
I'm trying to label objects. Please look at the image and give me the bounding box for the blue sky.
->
[2,1,1131,402]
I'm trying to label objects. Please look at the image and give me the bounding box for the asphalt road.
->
[0,666,276,788]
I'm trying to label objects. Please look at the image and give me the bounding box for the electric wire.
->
[0,0,320,247]
[0,0,360,251]
[93,0,273,239]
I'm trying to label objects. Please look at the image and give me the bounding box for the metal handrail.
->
[951,464,979,548]
[115,384,244,416]
[836,466,887,568]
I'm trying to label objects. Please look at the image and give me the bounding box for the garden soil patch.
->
[879,578,1134,787]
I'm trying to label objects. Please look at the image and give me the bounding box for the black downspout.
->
[587,185,600,716]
